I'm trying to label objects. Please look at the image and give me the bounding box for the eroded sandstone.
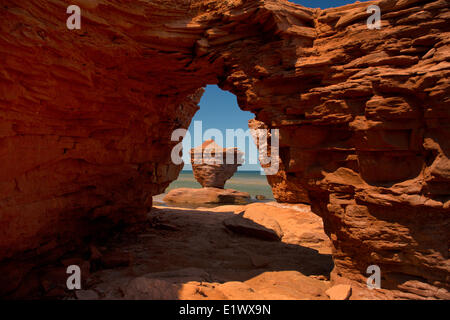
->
[0,0,449,299]
[191,139,244,188]
[163,187,250,206]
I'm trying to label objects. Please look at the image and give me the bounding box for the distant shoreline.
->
[156,171,274,207]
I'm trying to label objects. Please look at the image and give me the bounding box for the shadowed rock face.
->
[0,0,449,298]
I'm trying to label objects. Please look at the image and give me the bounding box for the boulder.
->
[163,187,250,205]
[124,278,180,300]
[223,209,284,241]
[123,268,221,300]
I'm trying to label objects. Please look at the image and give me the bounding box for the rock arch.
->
[0,0,448,298]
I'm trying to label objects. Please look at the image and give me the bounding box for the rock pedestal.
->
[1,0,449,299]
[190,140,244,189]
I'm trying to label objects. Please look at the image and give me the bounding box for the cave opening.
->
[154,84,275,208]
[1,0,447,300]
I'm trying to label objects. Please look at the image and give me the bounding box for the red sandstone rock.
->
[191,140,244,188]
[75,289,99,300]
[100,251,133,269]
[89,245,103,261]
[223,208,284,241]
[124,278,180,300]
[163,187,250,205]
[326,284,352,300]
[0,0,449,299]
[249,119,310,204]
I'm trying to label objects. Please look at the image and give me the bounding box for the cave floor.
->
[71,202,335,300]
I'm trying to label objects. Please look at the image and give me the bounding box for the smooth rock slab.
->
[124,278,180,300]
[163,187,250,205]
[223,209,284,241]
[75,290,100,300]
[326,284,352,300]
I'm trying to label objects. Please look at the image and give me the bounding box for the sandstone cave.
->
[0,0,449,300]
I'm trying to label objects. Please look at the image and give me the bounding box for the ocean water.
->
[161,170,274,200]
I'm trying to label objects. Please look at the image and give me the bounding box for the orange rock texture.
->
[0,0,449,299]
[191,140,244,188]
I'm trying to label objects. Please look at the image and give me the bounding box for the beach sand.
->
[74,202,337,300]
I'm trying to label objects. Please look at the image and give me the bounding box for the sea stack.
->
[163,140,249,205]
[190,140,244,189]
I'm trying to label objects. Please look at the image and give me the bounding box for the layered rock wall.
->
[0,0,449,298]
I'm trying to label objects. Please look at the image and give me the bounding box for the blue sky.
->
[182,85,259,171]
[291,0,369,8]
[182,0,367,171]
